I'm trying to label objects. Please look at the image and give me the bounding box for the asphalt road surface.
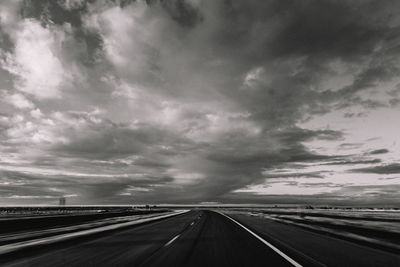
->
[2,210,400,267]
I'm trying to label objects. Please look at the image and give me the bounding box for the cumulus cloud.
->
[2,20,67,98]
[3,92,34,109]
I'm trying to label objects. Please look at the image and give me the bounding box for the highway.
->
[2,210,400,267]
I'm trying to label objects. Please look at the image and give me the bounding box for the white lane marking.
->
[164,234,180,247]
[218,212,302,267]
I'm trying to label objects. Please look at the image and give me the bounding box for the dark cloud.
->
[369,149,389,155]
[19,0,103,65]
[276,127,343,143]
[350,163,400,174]
[228,0,400,115]
[183,128,343,200]
[267,1,387,60]
[160,0,203,28]
[21,0,86,26]
[262,171,326,179]
[330,62,399,98]
[323,159,381,165]
[53,119,196,159]
[389,98,400,107]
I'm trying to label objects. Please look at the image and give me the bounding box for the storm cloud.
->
[0,0,400,205]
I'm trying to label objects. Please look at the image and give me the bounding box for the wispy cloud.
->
[350,163,400,174]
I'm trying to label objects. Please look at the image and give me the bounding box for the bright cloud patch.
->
[1,20,69,99]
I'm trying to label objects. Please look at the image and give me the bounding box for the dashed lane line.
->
[164,234,181,247]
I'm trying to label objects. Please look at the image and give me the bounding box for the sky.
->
[0,0,400,206]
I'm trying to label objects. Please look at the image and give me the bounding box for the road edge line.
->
[217,211,302,267]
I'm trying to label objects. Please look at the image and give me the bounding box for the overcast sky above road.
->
[1,0,400,205]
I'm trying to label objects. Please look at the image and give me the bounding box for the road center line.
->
[217,212,302,267]
[164,234,180,247]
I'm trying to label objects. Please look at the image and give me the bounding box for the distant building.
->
[59,197,66,206]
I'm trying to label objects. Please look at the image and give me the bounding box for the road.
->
[2,210,400,267]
